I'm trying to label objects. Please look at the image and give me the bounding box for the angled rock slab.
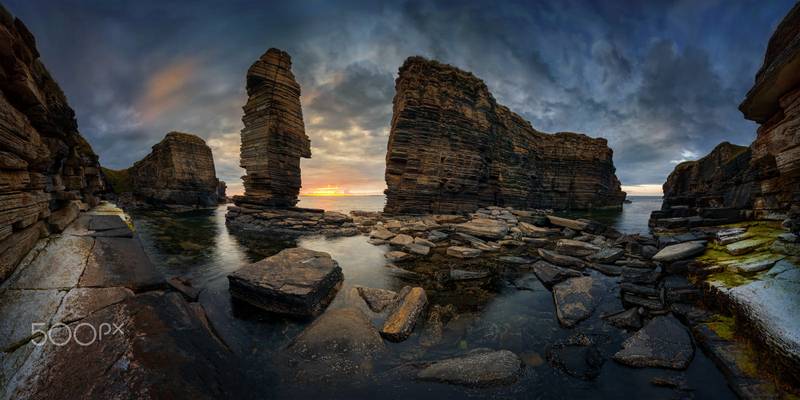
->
[88,227,133,238]
[87,215,128,231]
[11,235,94,290]
[416,349,523,387]
[381,286,427,342]
[53,287,134,324]
[0,289,65,351]
[7,292,245,400]
[356,286,397,313]
[652,241,706,263]
[79,237,164,292]
[447,246,482,259]
[589,247,625,263]
[454,219,509,240]
[538,248,585,270]
[613,315,694,370]
[556,239,600,257]
[725,237,772,256]
[552,276,601,328]
[285,307,385,383]
[228,247,343,317]
[532,260,582,288]
[547,216,589,231]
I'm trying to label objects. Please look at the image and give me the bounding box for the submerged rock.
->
[381,286,428,342]
[613,315,694,370]
[552,276,601,328]
[228,248,343,316]
[416,349,523,387]
[356,286,397,313]
[286,307,385,383]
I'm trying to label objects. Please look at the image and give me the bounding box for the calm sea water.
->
[127,195,734,399]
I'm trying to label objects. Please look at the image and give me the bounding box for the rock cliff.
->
[384,56,625,214]
[234,48,310,208]
[653,3,800,231]
[122,132,220,207]
[0,6,105,282]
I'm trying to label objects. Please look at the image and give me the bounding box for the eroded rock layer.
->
[122,132,220,207]
[0,7,104,283]
[384,56,625,214]
[653,4,800,231]
[234,48,310,208]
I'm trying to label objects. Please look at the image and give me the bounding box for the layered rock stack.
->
[217,180,227,203]
[107,131,221,208]
[234,48,310,208]
[652,3,800,231]
[0,7,105,283]
[384,56,625,214]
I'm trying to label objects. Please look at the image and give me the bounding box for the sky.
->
[5,0,796,196]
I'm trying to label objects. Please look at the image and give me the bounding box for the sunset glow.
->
[302,186,349,196]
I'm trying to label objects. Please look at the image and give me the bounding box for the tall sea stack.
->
[234,48,310,208]
[0,6,105,282]
[384,56,626,214]
[652,3,800,231]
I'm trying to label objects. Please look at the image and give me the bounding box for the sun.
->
[302,186,349,197]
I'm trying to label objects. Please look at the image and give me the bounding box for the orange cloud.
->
[137,59,197,122]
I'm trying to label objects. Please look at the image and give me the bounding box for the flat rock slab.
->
[11,235,94,290]
[538,248,585,269]
[652,241,706,263]
[87,215,128,231]
[720,253,784,274]
[79,237,164,292]
[447,246,481,259]
[552,276,601,328]
[385,250,411,262]
[88,227,133,238]
[286,307,385,383]
[613,315,694,370]
[369,227,395,240]
[556,239,600,257]
[532,260,582,287]
[228,247,343,317]
[381,286,427,342]
[416,349,523,387]
[454,219,509,240]
[0,289,65,351]
[589,247,625,263]
[725,237,772,256]
[720,262,800,373]
[54,287,134,324]
[547,215,588,231]
[7,292,245,400]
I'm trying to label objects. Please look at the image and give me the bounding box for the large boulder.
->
[228,248,343,316]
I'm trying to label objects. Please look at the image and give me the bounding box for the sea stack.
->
[0,8,105,283]
[384,56,626,214]
[104,131,222,208]
[652,3,800,231]
[234,48,311,208]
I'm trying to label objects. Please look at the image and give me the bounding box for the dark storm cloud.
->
[3,0,796,194]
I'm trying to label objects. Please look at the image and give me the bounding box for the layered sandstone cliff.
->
[384,56,625,214]
[653,3,800,231]
[0,7,105,282]
[233,48,310,208]
[105,132,221,208]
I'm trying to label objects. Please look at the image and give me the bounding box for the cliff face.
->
[234,48,310,208]
[384,56,625,214]
[0,7,105,282]
[108,132,220,207]
[653,4,800,231]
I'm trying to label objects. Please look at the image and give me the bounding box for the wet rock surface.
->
[614,315,694,370]
[381,286,428,342]
[415,349,523,387]
[552,276,601,328]
[228,247,343,316]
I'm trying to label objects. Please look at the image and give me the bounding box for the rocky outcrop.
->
[0,7,105,283]
[653,4,800,231]
[105,132,221,208]
[216,180,227,203]
[384,56,625,214]
[234,48,310,208]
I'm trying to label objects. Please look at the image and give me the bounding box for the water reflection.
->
[559,196,662,234]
